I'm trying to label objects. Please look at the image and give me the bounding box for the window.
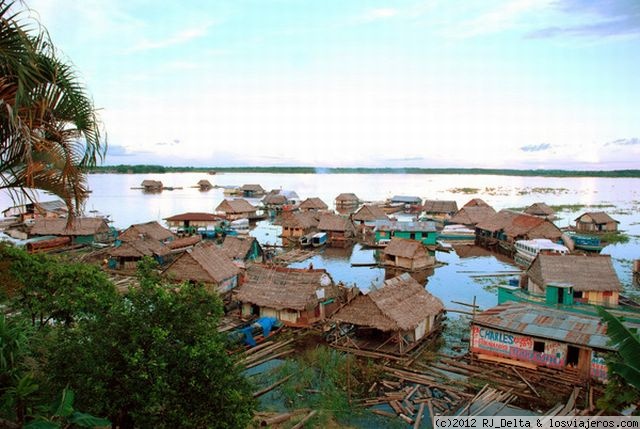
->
[533,341,545,353]
[573,291,583,298]
[603,291,613,297]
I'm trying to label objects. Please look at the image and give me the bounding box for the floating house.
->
[389,195,423,211]
[197,179,213,190]
[2,200,68,222]
[317,213,356,246]
[262,192,288,210]
[109,237,170,270]
[119,221,175,243]
[352,204,389,230]
[524,202,556,220]
[574,212,619,233]
[422,200,458,221]
[29,217,112,245]
[298,197,329,212]
[448,206,496,227]
[162,243,240,294]
[470,302,622,381]
[374,220,438,246]
[335,193,360,211]
[215,199,257,221]
[381,237,435,271]
[281,212,319,239]
[141,179,163,192]
[331,273,444,355]
[239,184,266,198]
[222,235,263,263]
[523,254,621,307]
[475,210,562,250]
[234,265,339,327]
[164,212,222,234]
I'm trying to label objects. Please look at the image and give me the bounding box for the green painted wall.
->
[375,230,437,245]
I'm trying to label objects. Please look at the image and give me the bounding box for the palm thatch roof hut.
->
[109,237,170,270]
[331,273,444,355]
[574,212,619,233]
[281,211,320,238]
[381,238,435,271]
[318,213,356,246]
[449,206,496,227]
[215,199,257,221]
[299,197,329,212]
[221,235,262,262]
[524,202,556,220]
[29,217,112,244]
[119,221,176,243]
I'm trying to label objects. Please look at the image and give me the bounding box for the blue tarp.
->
[255,317,278,338]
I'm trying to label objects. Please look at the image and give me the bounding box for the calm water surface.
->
[2,172,639,309]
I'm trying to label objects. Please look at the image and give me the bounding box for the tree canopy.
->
[0,0,105,215]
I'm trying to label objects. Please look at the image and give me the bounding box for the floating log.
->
[291,410,317,429]
[259,412,294,426]
[253,374,294,398]
[413,402,425,429]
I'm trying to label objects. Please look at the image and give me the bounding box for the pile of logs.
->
[236,338,295,370]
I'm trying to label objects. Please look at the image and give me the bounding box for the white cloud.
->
[126,24,213,53]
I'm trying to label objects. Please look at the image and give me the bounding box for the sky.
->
[22,0,640,169]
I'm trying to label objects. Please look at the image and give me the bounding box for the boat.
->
[311,232,328,247]
[568,234,604,252]
[514,238,569,267]
[437,224,475,242]
[229,218,250,235]
[299,232,314,247]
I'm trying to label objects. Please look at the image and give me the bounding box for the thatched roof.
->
[234,265,335,311]
[222,236,258,260]
[281,212,319,229]
[318,213,355,233]
[141,179,162,188]
[332,273,443,332]
[30,217,110,236]
[476,210,562,240]
[263,193,287,205]
[240,184,265,193]
[166,235,201,250]
[119,221,176,242]
[575,212,619,225]
[299,197,328,211]
[423,200,458,214]
[110,237,170,258]
[527,254,621,292]
[383,238,427,258]
[197,179,213,188]
[335,193,359,203]
[524,202,555,217]
[449,206,496,226]
[215,199,256,214]
[353,205,388,222]
[164,212,220,222]
[464,198,490,207]
[163,243,239,284]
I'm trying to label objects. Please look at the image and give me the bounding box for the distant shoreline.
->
[90,165,640,178]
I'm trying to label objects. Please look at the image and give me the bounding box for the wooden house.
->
[331,273,444,355]
[317,213,356,246]
[162,243,240,294]
[475,210,562,249]
[239,184,266,198]
[29,217,112,245]
[574,212,619,233]
[470,302,624,381]
[381,238,435,271]
[448,206,496,227]
[422,200,458,220]
[353,204,388,226]
[215,199,257,221]
[262,192,288,211]
[2,200,68,222]
[374,220,438,246]
[164,212,222,234]
[234,265,338,327]
[281,212,319,239]
[118,221,175,243]
[335,193,360,213]
[221,236,263,263]
[108,237,170,270]
[524,202,556,220]
[389,195,423,211]
[197,179,213,190]
[141,179,163,192]
[298,197,329,212]
[165,235,202,252]
[524,254,621,307]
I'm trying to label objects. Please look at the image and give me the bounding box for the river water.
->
[2,172,639,311]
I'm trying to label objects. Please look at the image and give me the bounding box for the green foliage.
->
[600,231,630,245]
[24,388,111,429]
[0,0,105,215]
[0,245,117,327]
[597,308,640,391]
[47,278,254,428]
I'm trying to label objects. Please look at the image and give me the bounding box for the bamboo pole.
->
[291,410,317,429]
[253,374,294,398]
[413,402,425,429]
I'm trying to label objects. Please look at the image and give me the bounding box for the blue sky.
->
[25,0,640,169]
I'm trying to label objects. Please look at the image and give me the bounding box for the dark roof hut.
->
[449,206,496,226]
[423,200,458,215]
[299,197,329,212]
[574,212,619,233]
[119,221,176,243]
[524,202,556,219]
[381,237,435,271]
[197,179,213,190]
[353,204,388,223]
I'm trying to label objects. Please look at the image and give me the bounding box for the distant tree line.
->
[90,164,640,178]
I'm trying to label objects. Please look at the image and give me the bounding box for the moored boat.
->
[514,238,569,267]
[311,232,328,247]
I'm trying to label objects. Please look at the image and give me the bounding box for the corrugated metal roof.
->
[473,302,638,351]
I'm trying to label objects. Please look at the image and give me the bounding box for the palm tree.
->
[0,0,105,216]
[597,307,640,390]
